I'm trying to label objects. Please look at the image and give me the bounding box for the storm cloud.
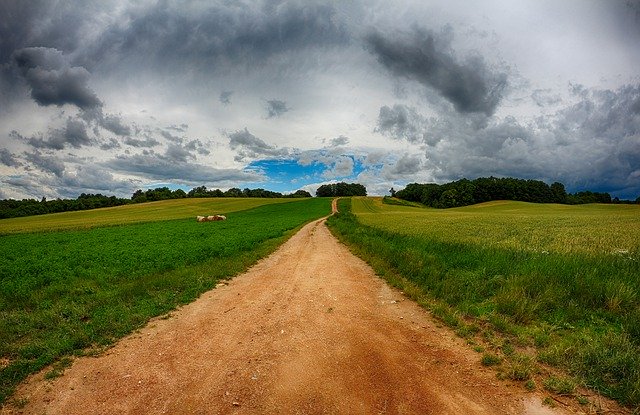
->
[28,118,92,150]
[1,1,639,200]
[107,153,263,185]
[0,148,21,167]
[375,104,430,144]
[12,47,102,110]
[228,128,289,161]
[366,28,507,116]
[124,137,160,148]
[372,83,640,197]
[24,150,65,177]
[82,1,350,72]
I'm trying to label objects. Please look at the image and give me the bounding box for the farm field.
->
[327,197,640,408]
[0,197,298,234]
[0,197,331,403]
[3,204,587,415]
[356,197,640,255]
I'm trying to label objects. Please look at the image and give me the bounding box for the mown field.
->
[327,197,640,408]
[0,197,331,404]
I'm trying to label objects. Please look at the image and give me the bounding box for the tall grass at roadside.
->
[327,198,640,407]
[0,198,330,404]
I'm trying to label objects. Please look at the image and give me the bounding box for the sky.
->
[1,0,639,200]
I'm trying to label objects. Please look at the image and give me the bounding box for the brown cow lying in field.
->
[196,215,227,222]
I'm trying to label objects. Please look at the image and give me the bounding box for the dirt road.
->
[6,214,578,414]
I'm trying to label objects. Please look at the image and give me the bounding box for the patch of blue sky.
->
[242,157,366,193]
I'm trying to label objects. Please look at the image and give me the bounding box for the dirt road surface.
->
[5,211,589,414]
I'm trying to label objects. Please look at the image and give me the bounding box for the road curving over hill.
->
[5,214,582,414]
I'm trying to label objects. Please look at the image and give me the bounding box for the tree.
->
[224,187,243,197]
[172,189,187,199]
[315,184,334,197]
[315,182,367,197]
[288,190,312,198]
[131,189,145,201]
[550,182,567,204]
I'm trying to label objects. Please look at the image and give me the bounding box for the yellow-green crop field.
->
[352,197,640,257]
[0,197,298,234]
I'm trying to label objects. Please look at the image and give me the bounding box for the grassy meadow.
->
[0,197,331,403]
[0,197,297,234]
[327,197,640,408]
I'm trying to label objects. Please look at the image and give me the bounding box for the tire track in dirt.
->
[4,215,579,414]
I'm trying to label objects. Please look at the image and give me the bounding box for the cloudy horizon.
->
[1,0,639,200]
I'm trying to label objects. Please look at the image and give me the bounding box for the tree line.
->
[315,182,367,197]
[393,177,638,209]
[0,186,312,219]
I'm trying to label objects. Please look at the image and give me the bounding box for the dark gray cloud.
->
[0,1,105,65]
[184,139,211,156]
[100,138,120,151]
[390,154,422,175]
[12,47,102,110]
[328,135,349,146]
[166,124,189,132]
[124,137,160,148]
[2,175,44,199]
[28,118,91,150]
[58,165,132,197]
[100,114,131,136]
[159,130,183,143]
[375,83,640,197]
[24,150,65,177]
[554,84,640,142]
[375,104,430,144]
[106,153,263,185]
[165,143,195,163]
[321,155,354,179]
[0,148,21,167]
[228,128,289,161]
[265,99,290,118]
[83,2,349,72]
[366,28,507,116]
[531,89,563,107]
[80,108,133,137]
[220,91,233,105]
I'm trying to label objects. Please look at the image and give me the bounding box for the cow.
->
[196,216,206,222]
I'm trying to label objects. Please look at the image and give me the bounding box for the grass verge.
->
[326,198,640,409]
[0,198,330,404]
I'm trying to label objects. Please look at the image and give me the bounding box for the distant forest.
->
[394,177,640,209]
[0,186,312,219]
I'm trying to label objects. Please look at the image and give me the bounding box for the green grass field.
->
[0,197,331,404]
[0,197,297,234]
[328,197,640,408]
